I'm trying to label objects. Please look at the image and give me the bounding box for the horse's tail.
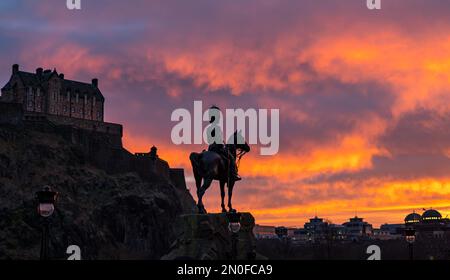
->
[190,152,202,172]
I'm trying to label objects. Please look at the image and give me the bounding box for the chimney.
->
[59,73,65,79]
[12,64,19,74]
[36,67,43,76]
[92,78,98,88]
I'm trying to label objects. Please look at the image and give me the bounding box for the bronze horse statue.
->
[190,131,250,214]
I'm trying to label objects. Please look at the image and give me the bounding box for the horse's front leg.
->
[194,172,205,212]
[227,180,236,212]
[220,181,226,212]
[197,178,213,214]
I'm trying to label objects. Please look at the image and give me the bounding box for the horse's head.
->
[237,139,250,153]
[230,130,250,153]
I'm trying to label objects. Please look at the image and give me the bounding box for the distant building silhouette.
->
[257,215,372,243]
[303,216,329,242]
[405,212,422,225]
[255,208,450,250]
[342,216,373,241]
[373,223,404,240]
[405,208,450,239]
[253,225,277,239]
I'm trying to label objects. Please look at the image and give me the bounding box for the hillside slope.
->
[0,122,196,259]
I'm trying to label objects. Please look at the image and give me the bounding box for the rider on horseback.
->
[207,105,242,181]
[190,106,249,213]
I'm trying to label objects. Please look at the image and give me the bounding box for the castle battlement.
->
[23,110,122,136]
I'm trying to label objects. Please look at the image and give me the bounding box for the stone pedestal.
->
[162,213,257,260]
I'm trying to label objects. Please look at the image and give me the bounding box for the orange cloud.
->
[300,32,450,115]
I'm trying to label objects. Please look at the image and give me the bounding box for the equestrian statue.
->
[189,106,250,214]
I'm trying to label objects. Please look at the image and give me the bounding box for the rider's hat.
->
[209,105,221,123]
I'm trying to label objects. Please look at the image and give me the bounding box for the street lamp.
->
[405,227,416,260]
[35,186,58,260]
[227,212,241,260]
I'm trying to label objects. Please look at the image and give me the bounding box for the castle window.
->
[27,87,34,110]
[36,88,40,97]
[72,107,75,113]
[76,93,79,103]
[12,83,18,99]
[67,91,70,101]
[63,106,67,113]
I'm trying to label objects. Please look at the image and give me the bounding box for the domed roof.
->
[422,209,442,219]
[404,213,421,223]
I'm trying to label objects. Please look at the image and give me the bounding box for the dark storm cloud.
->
[381,108,450,155]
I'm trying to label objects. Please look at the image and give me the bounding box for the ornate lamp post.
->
[35,186,58,260]
[405,227,416,260]
[227,212,241,260]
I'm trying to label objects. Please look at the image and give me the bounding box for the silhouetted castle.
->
[2,64,104,121]
[0,64,121,138]
[0,64,187,188]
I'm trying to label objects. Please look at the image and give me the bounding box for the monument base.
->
[162,212,258,260]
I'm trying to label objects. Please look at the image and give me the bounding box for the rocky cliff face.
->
[0,122,197,259]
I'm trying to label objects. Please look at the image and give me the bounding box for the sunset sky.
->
[1,0,450,227]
